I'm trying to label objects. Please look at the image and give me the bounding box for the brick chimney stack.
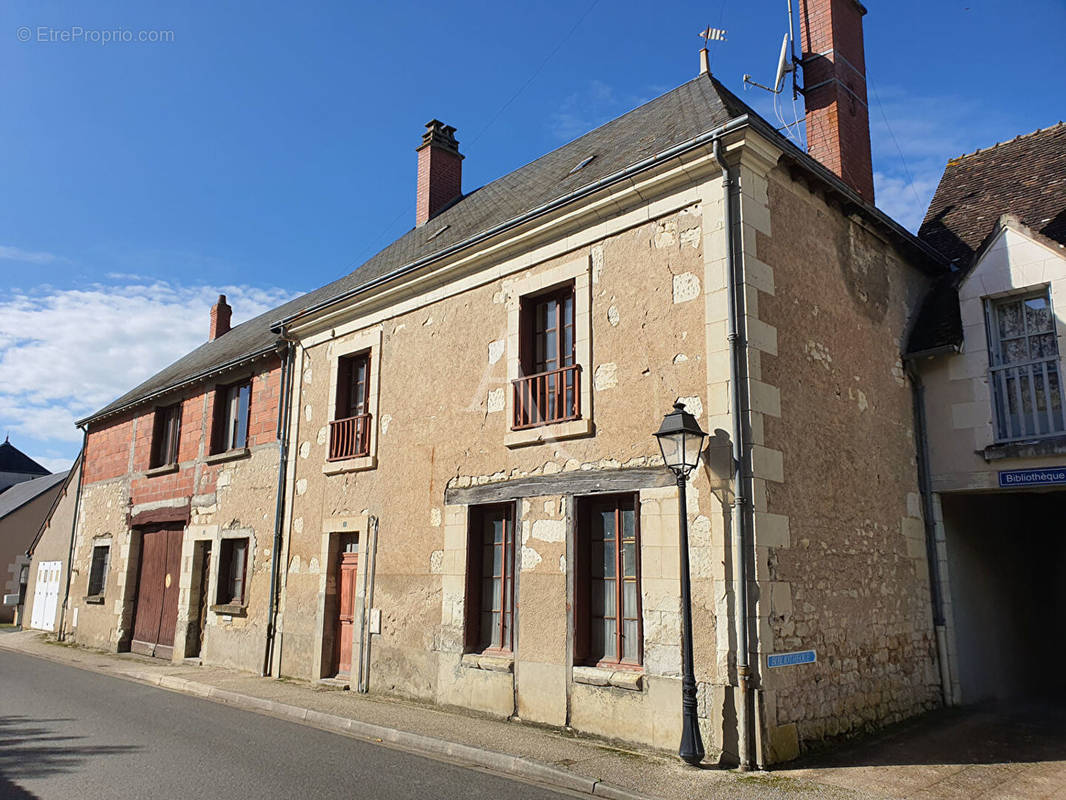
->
[415,120,463,226]
[799,0,875,203]
[210,294,232,341]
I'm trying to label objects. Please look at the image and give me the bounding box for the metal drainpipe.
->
[263,334,295,676]
[904,359,953,706]
[57,427,87,642]
[713,138,754,770]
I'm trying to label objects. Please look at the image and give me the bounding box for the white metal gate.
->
[30,561,62,632]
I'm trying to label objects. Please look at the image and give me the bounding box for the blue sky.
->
[2,0,1064,471]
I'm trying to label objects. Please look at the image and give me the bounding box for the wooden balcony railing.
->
[512,365,581,430]
[329,413,371,460]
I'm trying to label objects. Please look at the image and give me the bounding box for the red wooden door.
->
[334,551,359,676]
[130,524,184,659]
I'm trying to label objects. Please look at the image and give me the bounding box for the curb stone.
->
[0,637,657,800]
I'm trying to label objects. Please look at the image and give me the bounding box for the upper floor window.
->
[149,404,182,468]
[213,380,251,454]
[986,288,1065,441]
[329,352,371,461]
[513,284,580,430]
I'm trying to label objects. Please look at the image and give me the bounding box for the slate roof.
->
[0,439,50,478]
[0,471,68,523]
[84,74,945,424]
[909,122,1066,356]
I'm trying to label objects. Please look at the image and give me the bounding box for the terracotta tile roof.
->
[919,122,1066,267]
[908,123,1066,357]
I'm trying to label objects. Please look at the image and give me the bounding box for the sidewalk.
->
[0,630,856,800]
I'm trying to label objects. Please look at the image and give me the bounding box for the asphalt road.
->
[0,649,576,800]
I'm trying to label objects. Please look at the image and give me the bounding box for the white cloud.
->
[0,278,300,447]
[0,245,63,264]
[35,456,75,474]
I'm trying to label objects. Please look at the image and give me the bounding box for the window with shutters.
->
[574,494,642,668]
[149,404,182,468]
[215,537,249,606]
[211,380,251,454]
[464,503,516,654]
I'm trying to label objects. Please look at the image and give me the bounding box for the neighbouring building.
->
[0,436,50,494]
[66,295,291,670]
[908,121,1066,705]
[22,453,82,633]
[0,468,67,623]
[65,0,967,767]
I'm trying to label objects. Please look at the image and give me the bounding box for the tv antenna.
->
[740,1,805,145]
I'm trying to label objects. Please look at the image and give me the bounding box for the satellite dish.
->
[773,33,793,93]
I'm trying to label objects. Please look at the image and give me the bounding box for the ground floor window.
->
[87,543,110,596]
[465,503,516,654]
[216,538,248,606]
[575,493,642,667]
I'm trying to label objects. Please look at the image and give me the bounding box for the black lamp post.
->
[654,401,707,766]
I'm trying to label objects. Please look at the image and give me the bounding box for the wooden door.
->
[333,551,359,676]
[131,525,184,658]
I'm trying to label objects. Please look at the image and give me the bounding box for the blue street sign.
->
[767,649,816,668]
[998,467,1066,488]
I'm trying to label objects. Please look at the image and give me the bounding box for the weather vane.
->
[699,26,728,46]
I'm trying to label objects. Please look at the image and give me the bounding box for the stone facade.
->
[68,356,283,673]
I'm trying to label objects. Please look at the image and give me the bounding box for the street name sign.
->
[767,649,816,668]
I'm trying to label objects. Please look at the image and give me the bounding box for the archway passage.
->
[941,491,1066,703]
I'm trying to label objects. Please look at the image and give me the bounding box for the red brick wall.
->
[416,145,462,225]
[83,357,283,507]
[799,0,874,202]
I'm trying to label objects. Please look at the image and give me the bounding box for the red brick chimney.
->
[799,0,875,203]
[415,120,463,226]
[210,294,232,340]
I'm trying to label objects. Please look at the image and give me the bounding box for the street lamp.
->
[654,401,707,766]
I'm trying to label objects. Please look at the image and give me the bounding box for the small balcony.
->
[991,358,1066,442]
[512,365,581,430]
[329,413,371,461]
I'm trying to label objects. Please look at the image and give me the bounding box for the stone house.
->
[66,296,289,670]
[62,0,961,767]
[908,121,1066,706]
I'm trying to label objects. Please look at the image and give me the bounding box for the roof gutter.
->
[275,115,755,330]
[76,344,278,428]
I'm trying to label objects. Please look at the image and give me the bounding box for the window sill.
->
[83,594,105,605]
[982,434,1066,462]
[322,455,377,475]
[145,463,179,477]
[573,665,643,691]
[461,652,514,673]
[504,417,592,448]
[204,448,250,465]
[210,603,247,617]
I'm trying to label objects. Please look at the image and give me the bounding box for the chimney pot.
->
[799,0,875,203]
[416,119,463,226]
[210,294,232,341]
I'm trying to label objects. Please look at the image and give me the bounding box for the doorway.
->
[185,540,212,659]
[130,524,184,659]
[330,534,359,677]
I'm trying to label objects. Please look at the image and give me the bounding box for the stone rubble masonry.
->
[68,355,284,675]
